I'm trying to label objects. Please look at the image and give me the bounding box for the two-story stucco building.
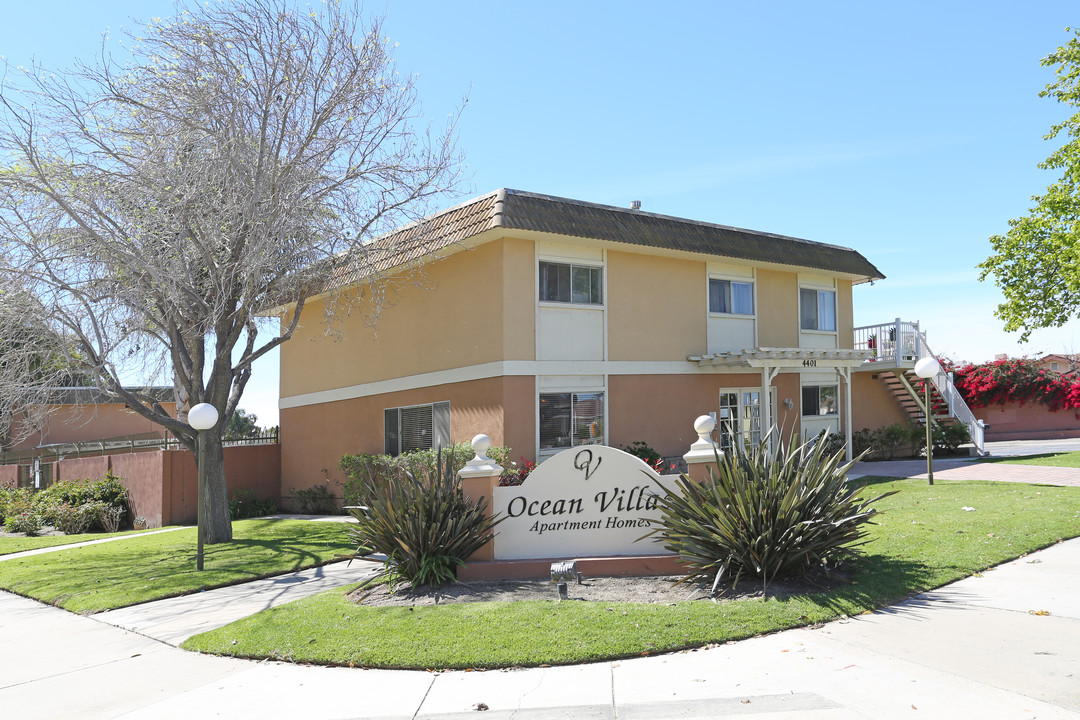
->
[278,189,967,497]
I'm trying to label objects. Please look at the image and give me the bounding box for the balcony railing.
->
[854,318,922,366]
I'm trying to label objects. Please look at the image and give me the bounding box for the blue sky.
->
[4,1,1079,426]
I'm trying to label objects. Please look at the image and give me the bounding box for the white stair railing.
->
[916,333,986,455]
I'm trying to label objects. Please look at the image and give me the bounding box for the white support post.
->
[837,366,854,460]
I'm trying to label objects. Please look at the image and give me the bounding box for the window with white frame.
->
[384,401,450,456]
[709,278,754,315]
[539,391,605,451]
[800,288,837,331]
[718,388,775,452]
[539,261,603,305]
[801,385,838,416]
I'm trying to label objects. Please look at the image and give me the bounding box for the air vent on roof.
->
[630,200,641,210]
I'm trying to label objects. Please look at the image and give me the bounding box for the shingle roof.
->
[313,188,884,295]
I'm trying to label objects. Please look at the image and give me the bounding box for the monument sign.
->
[491,445,671,560]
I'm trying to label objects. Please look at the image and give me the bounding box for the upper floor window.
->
[709,278,754,315]
[384,401,450,456]
[802,385,838,416]
[800,288,836,331]
[539,261,602,305]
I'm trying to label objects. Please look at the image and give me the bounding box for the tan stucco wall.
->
[756,269,799,347]
[837,279,854,348]
[279,375,534,499]
[281,239,515,398]
[501,237,536,361]
[607,251,706,361]
[850,372,911,431]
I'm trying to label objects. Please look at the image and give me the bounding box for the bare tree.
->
[0,269,80,452]
[0,0,461,542]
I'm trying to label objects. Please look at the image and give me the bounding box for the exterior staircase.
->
[855,319,986,455]
[880,368,950,423]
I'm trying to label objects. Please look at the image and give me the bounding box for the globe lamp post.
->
[187,402,219,571]
[914,357,941,485]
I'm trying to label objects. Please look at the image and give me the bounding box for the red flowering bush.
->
[952,357,1080,412]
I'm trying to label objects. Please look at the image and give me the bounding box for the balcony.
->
[854,319,922,370]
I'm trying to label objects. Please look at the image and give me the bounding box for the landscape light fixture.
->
[187,402,219,571]
[914,357,942,485]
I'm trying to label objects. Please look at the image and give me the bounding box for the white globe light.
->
[188,402,220,431]
[914,356,942,379]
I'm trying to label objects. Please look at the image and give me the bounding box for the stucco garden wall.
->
[974,402,1080,441]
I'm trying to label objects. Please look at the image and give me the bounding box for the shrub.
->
[810,431,846,458]
[94,503,125,533]
[33,471,129,530]
[346,449,502,588]
[499,457,536,487]
[5,511,42,536]
[648,435,893,590]
[0,487,34,526]
[291,484,338,514]
[50,503,96,535]
[622,441,662,466]
[341,442,513,506]
[932,419,971,454]
[229,489,279,520]
[852,428,876,458]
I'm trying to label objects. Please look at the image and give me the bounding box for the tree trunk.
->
[199,431,234,544]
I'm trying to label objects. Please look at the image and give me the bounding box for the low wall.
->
[0,466,17,489]
[22,444,281,527]
[974,402,1080,441]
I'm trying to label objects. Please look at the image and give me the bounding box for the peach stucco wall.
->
[608,372,804,459]
[851,372,912,431]
[279,376,534,501]
[974,402,1080,441]
[607,251,706,361]
[9,402,177,452]
[28,445,279,527]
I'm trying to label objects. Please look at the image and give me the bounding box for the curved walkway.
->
[2,449,1080,719]
[3,538,1078,719]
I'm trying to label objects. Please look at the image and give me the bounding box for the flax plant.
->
[648,433,893,591]
[347,449,502,588]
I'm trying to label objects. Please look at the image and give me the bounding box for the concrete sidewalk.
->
[2,536,1078,719]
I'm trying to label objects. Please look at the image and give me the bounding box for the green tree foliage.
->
[981,28,1080,340]
[223,408,260,440]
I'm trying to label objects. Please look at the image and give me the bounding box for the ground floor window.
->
[802,385,838,416]
[539,391,605,452]
[718,388,776,452]
[384,401,450,456]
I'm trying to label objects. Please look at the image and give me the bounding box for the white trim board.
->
[279,360,759,409]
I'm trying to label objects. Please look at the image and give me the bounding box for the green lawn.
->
[979,451,1080,468]
[0,518,355,613]
[0,528,175,556]
[182,478,1080,669]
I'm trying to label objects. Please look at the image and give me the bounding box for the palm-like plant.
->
[347,449,502,588]
[648,433,893,591]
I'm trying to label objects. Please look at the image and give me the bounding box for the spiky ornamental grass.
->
[648,434,894,591]
[346,450,502,588]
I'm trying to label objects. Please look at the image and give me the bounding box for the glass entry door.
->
[718,388,776,452]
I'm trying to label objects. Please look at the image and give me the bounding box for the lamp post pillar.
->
[914,357,941,487]
[187,402,220,571]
